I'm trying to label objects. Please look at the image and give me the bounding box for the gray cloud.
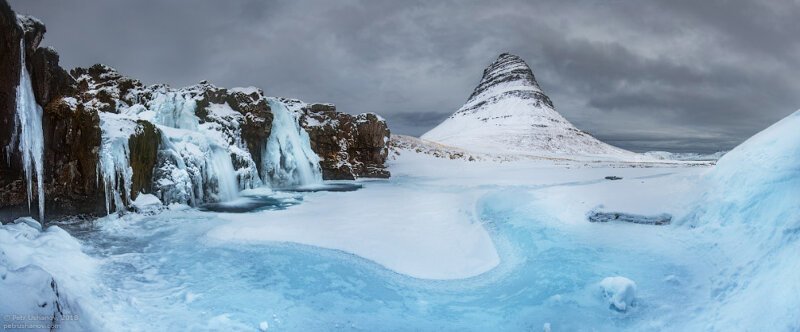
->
[10,0,800,153]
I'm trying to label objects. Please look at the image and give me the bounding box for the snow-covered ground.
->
[1,111,798,330]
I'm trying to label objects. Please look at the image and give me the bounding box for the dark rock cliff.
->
[289,101,390,180]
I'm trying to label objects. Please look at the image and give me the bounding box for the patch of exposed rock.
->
[287,99,390,180]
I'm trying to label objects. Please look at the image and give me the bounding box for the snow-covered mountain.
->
[422,53,636,159]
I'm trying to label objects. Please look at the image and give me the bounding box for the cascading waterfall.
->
[261,98,323,188]
[209,148,239,201]
[6,40,46,220]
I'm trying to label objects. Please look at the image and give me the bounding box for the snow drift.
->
[0,218,98,331]
[685,110,800,330]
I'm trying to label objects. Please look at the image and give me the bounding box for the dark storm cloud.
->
[9,0,800,152]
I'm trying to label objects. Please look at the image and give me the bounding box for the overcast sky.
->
[10,0,800,152]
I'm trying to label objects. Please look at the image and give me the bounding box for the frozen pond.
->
[35,154,720,331]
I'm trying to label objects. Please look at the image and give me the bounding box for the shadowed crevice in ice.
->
[588,211,672,225]
[274,182,363,193]
[199,195,302,213]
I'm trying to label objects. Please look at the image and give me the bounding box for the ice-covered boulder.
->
[599,276,637,312]
[131,193,162,213]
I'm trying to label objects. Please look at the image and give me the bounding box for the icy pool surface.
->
[45,156,720,331]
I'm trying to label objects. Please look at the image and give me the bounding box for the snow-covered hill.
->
[643,150,727,161]
[422,53,636,159]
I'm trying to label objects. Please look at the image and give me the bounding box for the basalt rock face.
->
[41,98,103,216]
[1,2,101,220]
[0,0,22,166]
[31,47,76,107]
[287,100,390,180]
[128,120,159,199]
[0,2,391,222]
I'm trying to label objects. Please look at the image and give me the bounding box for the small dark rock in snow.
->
[604,176,623,180]
[588,211,672,225]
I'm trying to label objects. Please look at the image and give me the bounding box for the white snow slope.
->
[422,53,637,160]
[681,109,800,331]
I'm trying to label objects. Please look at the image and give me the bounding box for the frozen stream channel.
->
[12,152,725,331]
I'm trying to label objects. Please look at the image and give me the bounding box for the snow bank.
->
[685,110,800,330]
[599,276,637,311]
[0,219,99,330]
[206,185,499,280]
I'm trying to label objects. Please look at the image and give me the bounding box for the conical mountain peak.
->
[422,53,634,158]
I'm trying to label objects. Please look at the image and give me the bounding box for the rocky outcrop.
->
[41,98,103,216]
[588,211,672,225]
[1,1,391,222]
[289,100,390,179]
[31,47,75,106]
[0,0,22,168]
[128,120,159,199]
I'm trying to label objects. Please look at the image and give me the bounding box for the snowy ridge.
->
[422,53,637,159]
[393,134,713,167]
[643,150,727,161]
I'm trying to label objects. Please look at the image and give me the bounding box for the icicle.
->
[97,113,135,214]
[261,98,323,187]
[6,40,46,220]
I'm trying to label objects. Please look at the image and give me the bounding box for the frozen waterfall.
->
[6,40,45,220]
[209,147,239,202]
[97,113,135,214]
[96,93,324,214]
[261,98,323,188]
